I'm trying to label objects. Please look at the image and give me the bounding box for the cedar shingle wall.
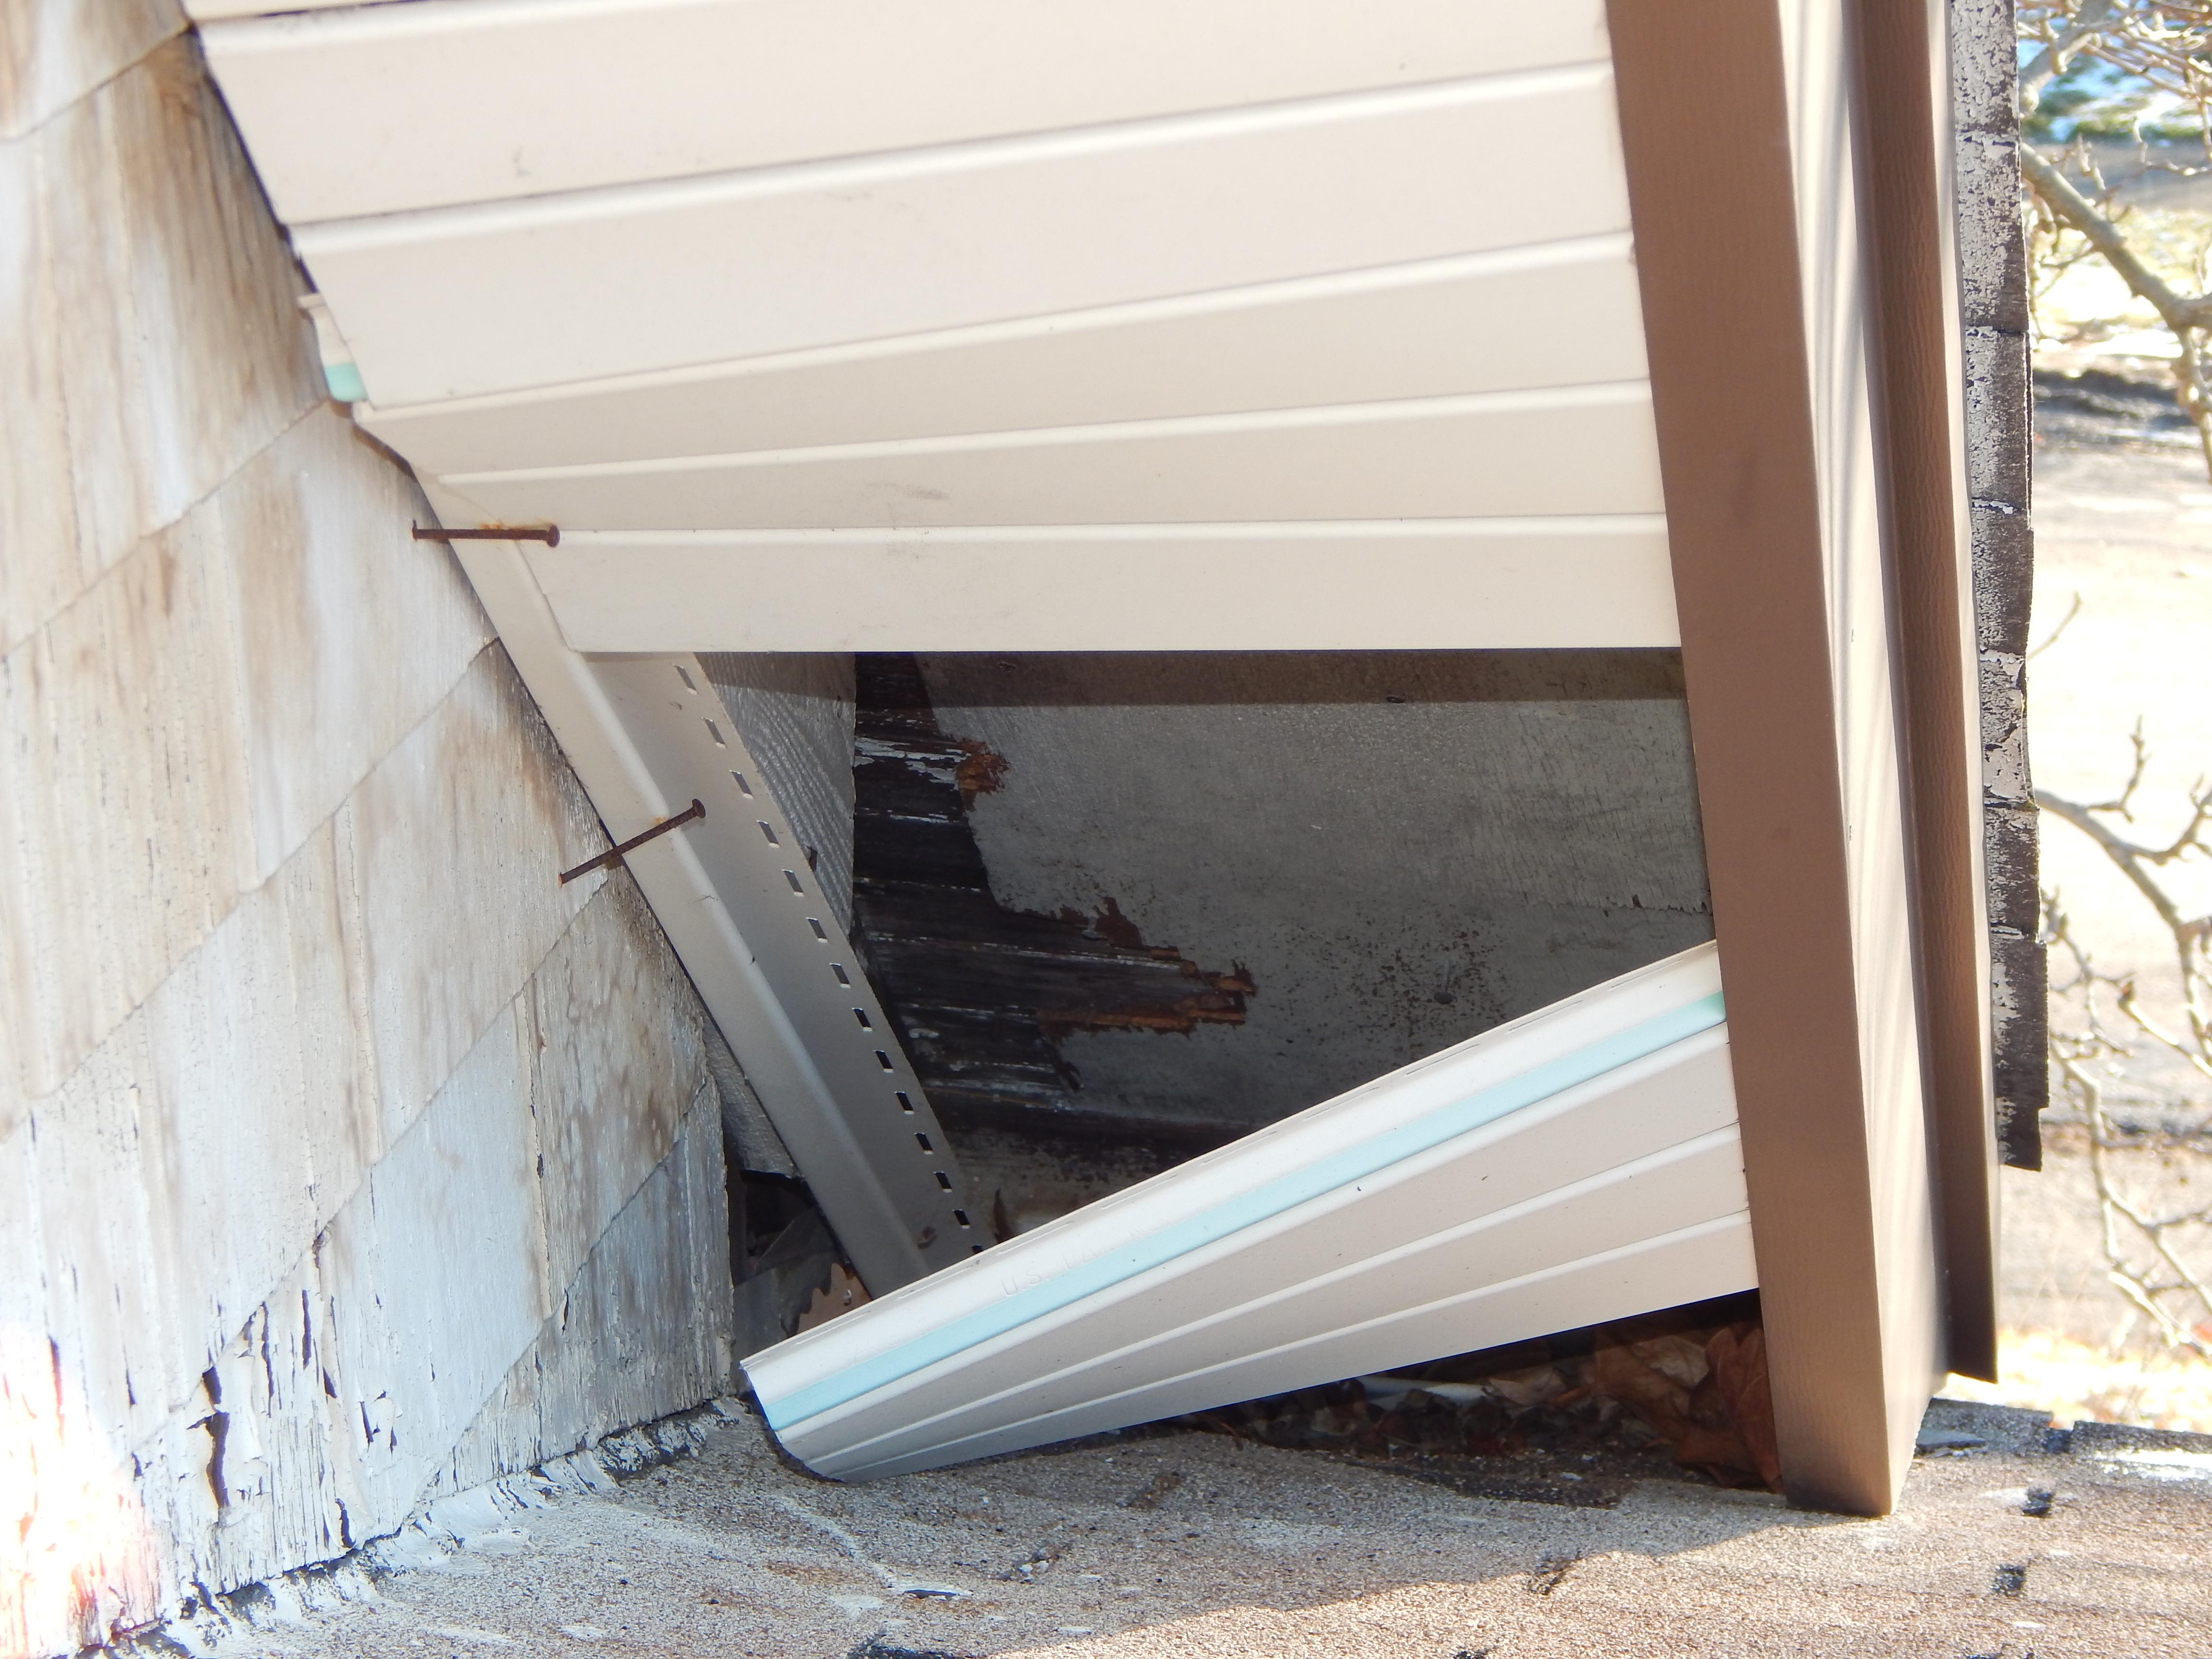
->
[0,22,733,1655]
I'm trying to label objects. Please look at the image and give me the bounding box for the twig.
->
[2020,0,2120,107]
[2020,145,2212,332]
[2041,715,2212,1362]
[2029,592,2086,661]
[2017,0,2212,477]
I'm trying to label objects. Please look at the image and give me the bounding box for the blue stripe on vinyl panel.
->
[761,989,1726,1431]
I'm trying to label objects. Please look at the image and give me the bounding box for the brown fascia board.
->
[1850,0,2001,1384]
[1607,0,1994,1511]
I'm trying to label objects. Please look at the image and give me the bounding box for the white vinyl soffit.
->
[520,518,1679,653]
[191,1,1710,1314]
[744,944,1752,1481]
[200,0,1676,653]
[197,0,1618,221]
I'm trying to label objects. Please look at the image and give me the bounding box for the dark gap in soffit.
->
[849,649,1714,1235]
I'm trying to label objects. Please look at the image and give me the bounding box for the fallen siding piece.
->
[744,943,1751,1480]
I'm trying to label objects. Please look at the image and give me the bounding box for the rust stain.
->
[1034,896,1255,1039]
[1080,895,1143,950]
[951,738,1009,806]
[1034,986,1252,1039]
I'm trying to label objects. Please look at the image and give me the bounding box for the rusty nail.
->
[412,521,560,547]
[558,799,704,885]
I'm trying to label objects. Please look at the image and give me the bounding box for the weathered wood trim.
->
[1849,0,1999,1382]
[1951,0,2045,1171]
[1607,0,1916,1514]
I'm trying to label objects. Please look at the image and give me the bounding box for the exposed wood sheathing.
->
[853,653,1256,1142]
[909,652,1712,1141]
[1,24,737,1655]
[744,944,1752,1480]
[0,16,303,663]
[837,650,1714,1234]
[1855,0,2001,1381]
[0,0,179,139]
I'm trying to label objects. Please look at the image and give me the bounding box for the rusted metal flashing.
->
[1855,0,2001,1382]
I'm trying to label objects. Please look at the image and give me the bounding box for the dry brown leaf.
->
[1592,1317,1780,1491]
[1706,1322,1783,1491]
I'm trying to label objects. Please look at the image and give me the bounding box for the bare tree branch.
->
[2020,144,2212,330]
[2018,3,2212,476]
[2041,714,2212,1359]
[2021,0,2122,107]
[2029,590,2087,660]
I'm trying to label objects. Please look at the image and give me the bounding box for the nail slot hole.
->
[853,1008,872,1030]
[915,1133,933,1152]
[703,718,726,746]
[758,820,779,846]
[952,1209,971,1228]
[674,664,697,691]
[831,963,851,986]
[875,1050,895,1071]
[808,918,828,940]
[783,870,804,893]
[934,1172,953,1190]
[971,1244,985,1254]
[731,771,752,795]
[895,1091,914,1113]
